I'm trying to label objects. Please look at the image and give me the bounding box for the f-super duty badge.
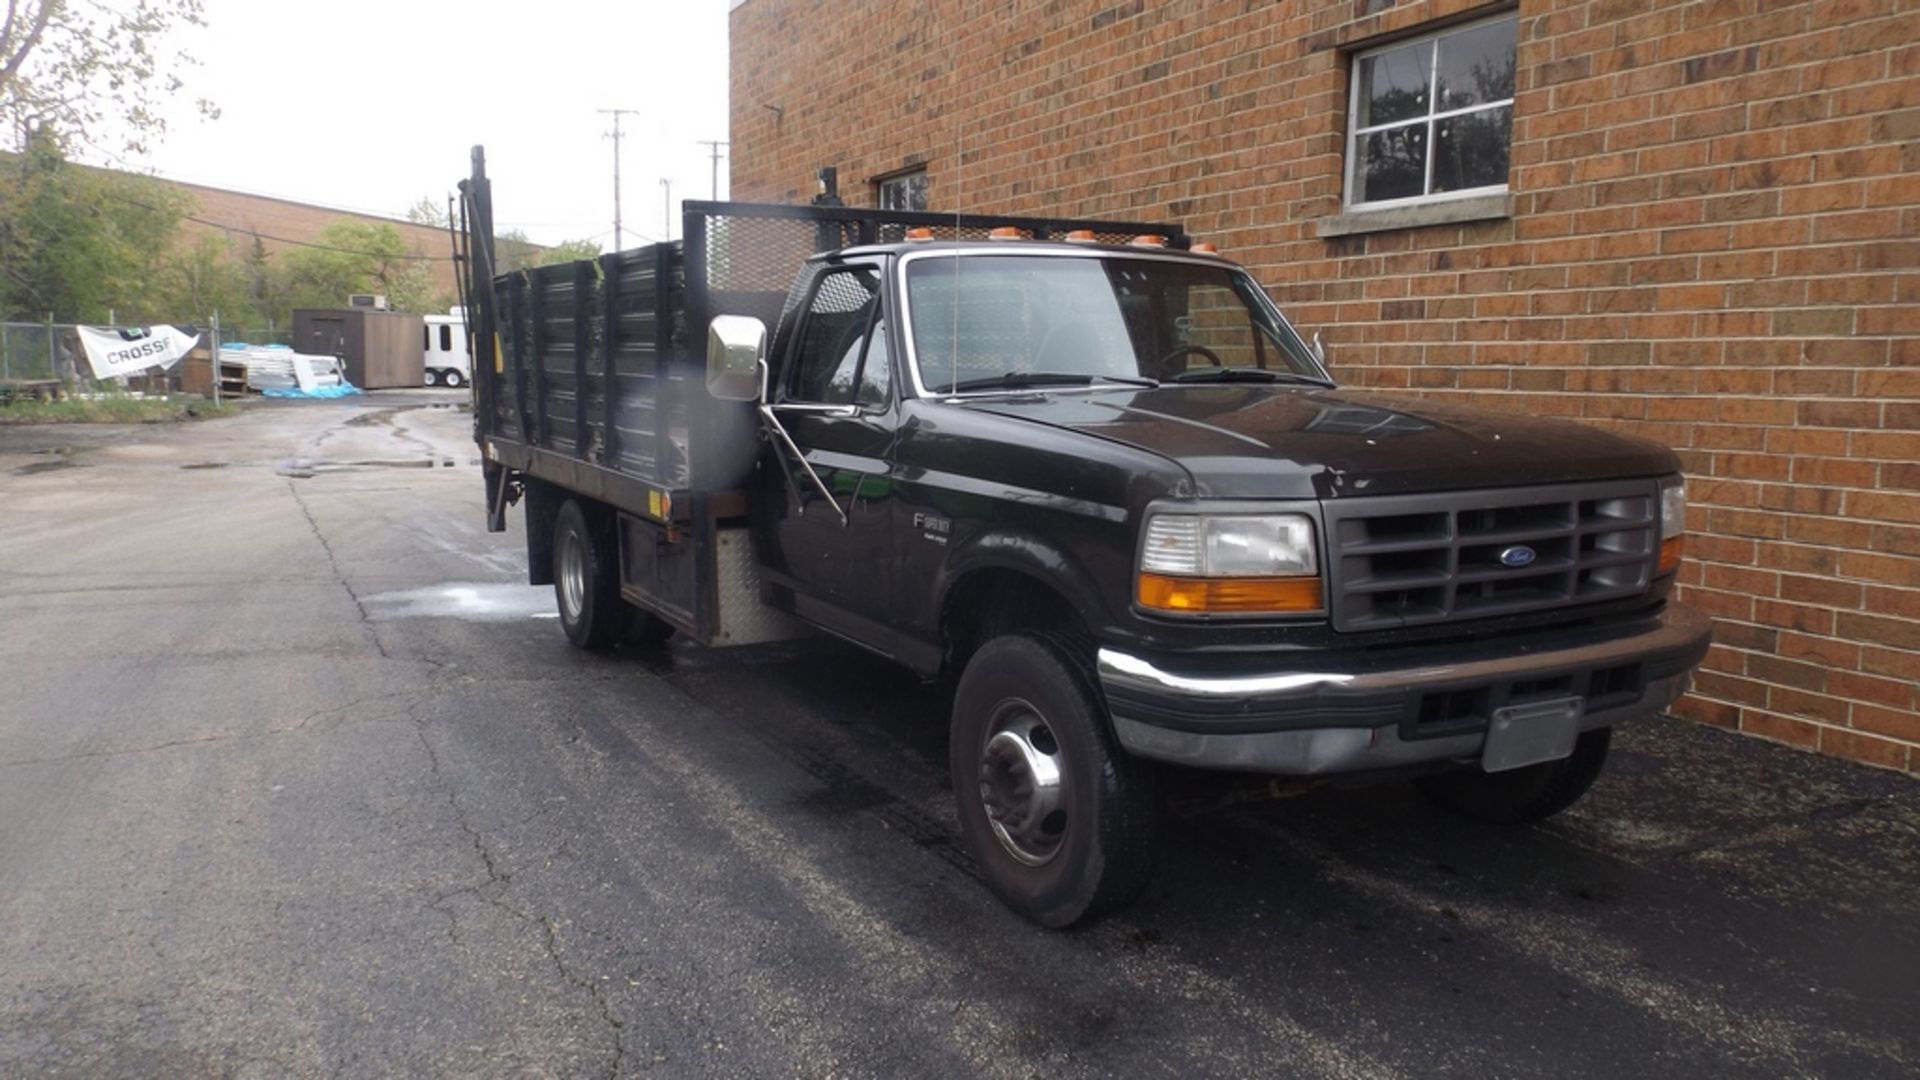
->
[913,512,951,545]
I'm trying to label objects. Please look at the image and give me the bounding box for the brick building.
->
[165,177,460,300]
[729,0,1920,773]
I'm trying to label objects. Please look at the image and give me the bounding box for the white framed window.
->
[1345,13,1518,210]
[876,168,928,212]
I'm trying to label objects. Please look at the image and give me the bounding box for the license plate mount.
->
[1481,696,1586,773]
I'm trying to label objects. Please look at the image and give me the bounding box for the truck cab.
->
[707,236,1708,925]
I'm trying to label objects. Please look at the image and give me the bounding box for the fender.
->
[932,525,1119,642]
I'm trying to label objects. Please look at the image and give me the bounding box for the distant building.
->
[0,152,462,299]
[163,175,460,299]
[730,0,1920,774]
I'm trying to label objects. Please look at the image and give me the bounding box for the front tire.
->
[951,634,1160,928]
[1417,728,1612,824]
[423,369,440,387]
[553,499,631,650]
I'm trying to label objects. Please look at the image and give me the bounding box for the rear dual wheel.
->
[551,499,676,649]
[951,634,1161,928]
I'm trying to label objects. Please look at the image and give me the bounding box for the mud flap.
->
[483,461,509,533]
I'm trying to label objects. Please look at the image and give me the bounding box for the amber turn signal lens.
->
[1137,573,1323,614]
[988,226,1026,240]
[1657,535,1685,575]
[1191,242,1219,254]
[904,227,934,242]
[1064,229,1098,243]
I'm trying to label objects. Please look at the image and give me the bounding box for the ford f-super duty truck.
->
[456,148,1711,927]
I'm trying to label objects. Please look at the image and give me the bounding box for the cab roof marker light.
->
[1192,242,1219,254]
[988,226,1025,241]
[1129,234,1168,248]
[904,227,935,242]
[1063,229,1099,244]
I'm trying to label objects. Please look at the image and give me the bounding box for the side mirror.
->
[706,315,766,402]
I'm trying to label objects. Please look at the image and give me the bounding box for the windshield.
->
[904,253,1326,394]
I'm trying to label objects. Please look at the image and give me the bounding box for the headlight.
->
[1139,512,1322,615]
[1658,479,1686,575]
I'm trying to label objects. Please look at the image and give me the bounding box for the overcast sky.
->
[101,0,732,249]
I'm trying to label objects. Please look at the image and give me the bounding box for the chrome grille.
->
[1325,480,1658,632]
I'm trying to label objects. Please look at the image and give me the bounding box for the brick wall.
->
[730,0,1920,775]
[171,179,460,300]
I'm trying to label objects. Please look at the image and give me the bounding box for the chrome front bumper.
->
[1097,604,1712,776]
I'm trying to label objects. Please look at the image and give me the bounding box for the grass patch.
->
[0,395,240,425]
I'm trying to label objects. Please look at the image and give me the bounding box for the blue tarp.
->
[262,383,364,399]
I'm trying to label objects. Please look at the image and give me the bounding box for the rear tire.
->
[423,369,440,387]
[1417,728,1612,824]
[553,499,631,650]
[951,634,1160,928]
[443,369,465,389]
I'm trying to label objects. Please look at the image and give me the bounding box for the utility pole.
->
[698,140,729,199]
[659,179,673,243]
[597,108,640,250]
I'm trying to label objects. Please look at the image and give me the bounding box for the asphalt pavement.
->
[1,393,1916,1079]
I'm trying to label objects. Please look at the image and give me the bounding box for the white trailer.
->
[422,309,471,388]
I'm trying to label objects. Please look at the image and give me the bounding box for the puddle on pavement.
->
[361,583,557,622]
[181,462,229,470]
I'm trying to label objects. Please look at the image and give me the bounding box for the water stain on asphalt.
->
[275,458,461,478]
[13,459,81,476]
[361,583,556,622]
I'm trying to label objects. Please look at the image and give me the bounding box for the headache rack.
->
[454,145,1189,533]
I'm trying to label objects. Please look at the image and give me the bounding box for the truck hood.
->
[956,385,1677,499]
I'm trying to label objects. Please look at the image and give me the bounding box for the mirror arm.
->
[755,360,849,526]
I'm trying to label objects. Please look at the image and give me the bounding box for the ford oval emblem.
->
[1500,545,1537,568]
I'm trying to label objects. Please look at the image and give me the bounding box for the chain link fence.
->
[0,320,292,397]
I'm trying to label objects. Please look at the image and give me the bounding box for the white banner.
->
[77,325,202,380]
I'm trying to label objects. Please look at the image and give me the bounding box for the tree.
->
[404,194,452,229]
[495,228,602,272]
[1,1,217,156]
[278,220,444,316]
[540,238,604,265]
[157,233,261,328]
[0,127,187,321]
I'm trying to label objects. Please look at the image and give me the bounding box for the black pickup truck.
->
[456,149,1711,927]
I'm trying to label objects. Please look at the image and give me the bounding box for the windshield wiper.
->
[938,372,1159,394]
[1167,367,1328,386]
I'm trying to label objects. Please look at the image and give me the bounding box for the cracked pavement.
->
[1,393,1917,1078]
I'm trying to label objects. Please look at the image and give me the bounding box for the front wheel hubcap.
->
[978,701,1068,867]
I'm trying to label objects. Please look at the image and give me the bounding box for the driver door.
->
[758,263,899,629]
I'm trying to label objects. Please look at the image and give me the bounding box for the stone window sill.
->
[1315,192,1513,238]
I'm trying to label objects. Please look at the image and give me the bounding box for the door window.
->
[789,268,887,406]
